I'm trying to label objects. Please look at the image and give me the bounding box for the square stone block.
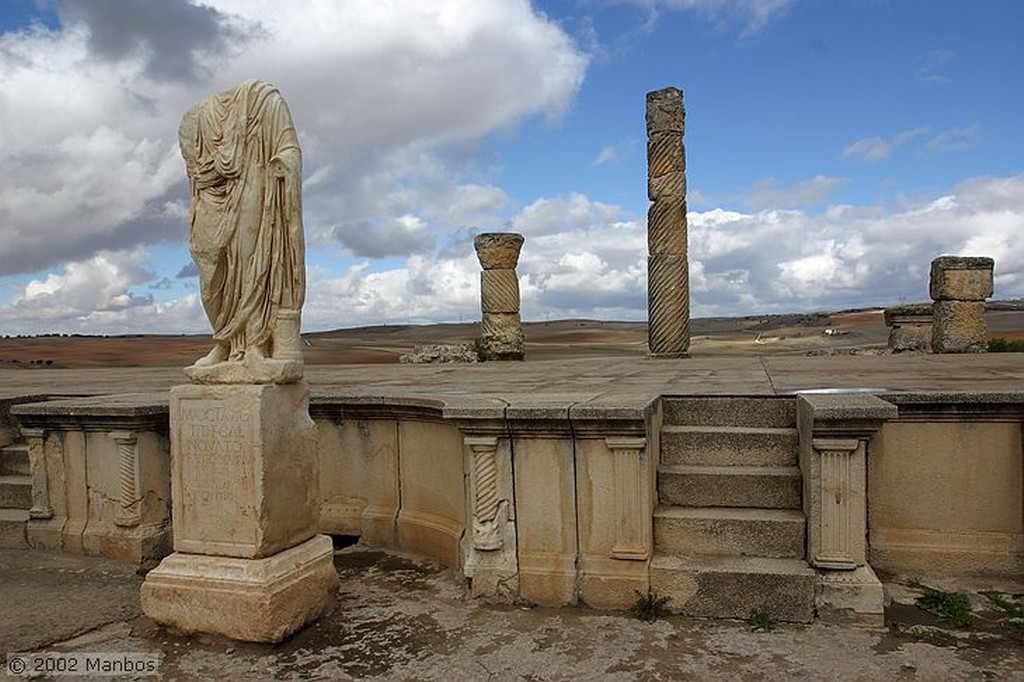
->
[645,87,684,135]
[170,383,318,558]
[140,535,338,643]
[929,256,994,301]
[932,300,986,353]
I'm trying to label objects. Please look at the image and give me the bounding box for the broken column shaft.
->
[474,232,525,361]
[646,87,690,357]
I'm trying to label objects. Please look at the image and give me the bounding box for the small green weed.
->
[472,337,487,362]
[981,591,1024,631]
[916,586,974,628]
[631,588,671,622]
[747,610,776,632]
[987,337,1024,352]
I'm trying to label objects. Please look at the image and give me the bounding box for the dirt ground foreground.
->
[2,547,1021,681]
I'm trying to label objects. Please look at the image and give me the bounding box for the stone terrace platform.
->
[1,353,1022,403]
[1,353,1021,625]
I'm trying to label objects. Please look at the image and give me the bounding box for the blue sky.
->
[0,0,1021,335]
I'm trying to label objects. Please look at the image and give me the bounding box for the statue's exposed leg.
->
[245,344,266,362]
[193,343,229,367]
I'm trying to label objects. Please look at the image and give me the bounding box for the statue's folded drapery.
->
[179,79,305,363]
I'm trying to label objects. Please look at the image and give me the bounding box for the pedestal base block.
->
[816,564,884,628]
[141,535,338,643]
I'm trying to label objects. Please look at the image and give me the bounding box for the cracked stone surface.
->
[2,547,1022,681]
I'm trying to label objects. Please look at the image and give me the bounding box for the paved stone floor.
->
[1,547,1022,681]
[2,354,1023,405]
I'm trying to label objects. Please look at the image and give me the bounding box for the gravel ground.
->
[2,547,1022,681]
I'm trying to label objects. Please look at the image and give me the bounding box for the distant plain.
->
[0,306,1021,369]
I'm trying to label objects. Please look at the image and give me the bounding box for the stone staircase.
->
[0,440,31,548]
[650,397,816,622]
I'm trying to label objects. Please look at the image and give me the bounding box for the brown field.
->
[0,306,1021,369]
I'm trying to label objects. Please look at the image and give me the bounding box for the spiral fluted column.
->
[646,87,690,357]
[474,233,525,361]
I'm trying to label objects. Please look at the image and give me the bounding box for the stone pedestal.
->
[646,87,690,357]
[883,304,933,353]
[929,256,993,353]
[141,382,338,642]
[474,233,525,361]
[141,535,337,643]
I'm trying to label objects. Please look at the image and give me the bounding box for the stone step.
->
[0,508,29,549]
[660,426,798,467]
[0,474,32,509]
[654,505,805,559]
[658,465,802,509]
[650,553,815,623]
[0,443,30,476]
[662,397,795,428]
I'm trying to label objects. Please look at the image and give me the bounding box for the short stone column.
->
[883,304,933,353]
[474,232,525,361]
[646,87,690,357]
[930,256,994,353]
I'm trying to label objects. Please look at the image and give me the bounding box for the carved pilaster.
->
[466,436,505,550]
[112,430,142,528]
[606,437,650,560]
[811,438,861,569]
[22,427,52,520]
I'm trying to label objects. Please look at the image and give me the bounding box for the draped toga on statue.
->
[179,79,305,370]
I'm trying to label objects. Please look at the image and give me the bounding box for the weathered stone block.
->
[888,324,932,353]
[931,300,986,353]
[647,133,685,178]
[481,312,524,361]
[647,255,690,356]
[648,170,686,202]
[647,199,687,255]
[480,269,520,314]
[884,304,933,353]
[645,87,684,135]
[929,256,994,301]
[474,233,524,270]
[883,303,933,327]
[170,382,319,558]
[141,535,338,643]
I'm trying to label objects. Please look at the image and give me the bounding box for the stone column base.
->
[140,534,339,643]
[815,564,884,628]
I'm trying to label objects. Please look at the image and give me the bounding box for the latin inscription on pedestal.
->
[175,397,259,555]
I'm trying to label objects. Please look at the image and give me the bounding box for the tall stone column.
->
[474,233,525,361]
[930,256,994,353]
[646,87,690,357]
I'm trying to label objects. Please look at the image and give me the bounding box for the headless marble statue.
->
[179,80,305,382]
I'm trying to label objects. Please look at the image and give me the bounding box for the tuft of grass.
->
[981,591,1024,631]
[631,588,671,622]
[472,337,488,362]
[987,337,1024,352]
[747,610,776,632]
[916,586,974,629]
